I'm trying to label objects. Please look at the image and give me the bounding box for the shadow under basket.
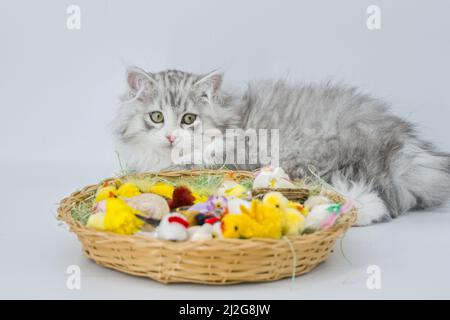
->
[57,169,357,285]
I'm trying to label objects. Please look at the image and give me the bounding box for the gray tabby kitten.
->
[113,67,450,225]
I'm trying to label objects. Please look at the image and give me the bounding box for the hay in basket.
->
[57,169,356,285]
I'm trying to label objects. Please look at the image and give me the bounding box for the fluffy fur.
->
[113,68,450,225]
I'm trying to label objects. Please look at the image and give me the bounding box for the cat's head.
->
[113,67,239,170]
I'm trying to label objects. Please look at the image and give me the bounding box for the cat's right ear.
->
[126,67,156,100]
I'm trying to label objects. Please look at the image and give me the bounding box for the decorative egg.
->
[125,193,170,221]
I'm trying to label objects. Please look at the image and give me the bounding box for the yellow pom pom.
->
[217,179,247,198]
[103,197,144,235]
[224,184,246,198]
[192,193,208,204]
[148,182,175,199]
[117,182,141,198]
[124,178,153,194]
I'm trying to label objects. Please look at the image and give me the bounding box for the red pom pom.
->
[168,186,195,210]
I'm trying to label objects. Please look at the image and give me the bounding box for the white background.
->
[0,0,449,299]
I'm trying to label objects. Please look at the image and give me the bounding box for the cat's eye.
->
[181,113,197,125]
[149,111,164,123]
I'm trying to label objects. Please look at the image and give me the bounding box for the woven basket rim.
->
[57,169,357,246]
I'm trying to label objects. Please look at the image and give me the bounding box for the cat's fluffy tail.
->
[332,141,450,226]
[389,142,450,212]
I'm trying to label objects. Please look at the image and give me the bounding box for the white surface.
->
[1,161,449,299]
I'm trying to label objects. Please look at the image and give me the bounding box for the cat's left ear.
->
[194,69,223,94]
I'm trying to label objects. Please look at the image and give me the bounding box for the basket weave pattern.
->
[57,170,356,285]
[252,187,309,202]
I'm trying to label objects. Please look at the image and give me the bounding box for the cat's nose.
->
[166,135,175,145]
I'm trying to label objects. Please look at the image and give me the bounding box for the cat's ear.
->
[126,66,156,100]
[194,69,223,93]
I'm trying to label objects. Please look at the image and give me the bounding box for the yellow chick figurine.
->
[87,196,144,235]
[192,192,208,204]
[262,192,306,235]
[221,212,265,239]
[243,200,283,238]
[95,185,117,202]
[222,199,283,239]
[282,209,305,235]
[288,201,309,217]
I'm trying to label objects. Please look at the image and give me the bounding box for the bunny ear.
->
[194,69,223,92]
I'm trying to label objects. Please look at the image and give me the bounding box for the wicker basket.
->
[57,169,356,285]
[252,187,310,202]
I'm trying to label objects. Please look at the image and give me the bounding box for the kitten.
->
[113,67,450,225]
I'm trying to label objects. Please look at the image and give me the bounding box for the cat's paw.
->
[354,203,391,226]
[331,175,391,226]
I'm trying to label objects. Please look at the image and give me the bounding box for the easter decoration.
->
[167,186,196,210]
[87,195,144,235]
[217,177,248,198]
[155,212,190,241]
[304,195,332,211]
[125,193,170,220]
[305,199,353,231]
[222,198,283,239]
[76,166,353,240]
[253,166,296,189]
[125,193,170,229]
[59,166,357,285]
